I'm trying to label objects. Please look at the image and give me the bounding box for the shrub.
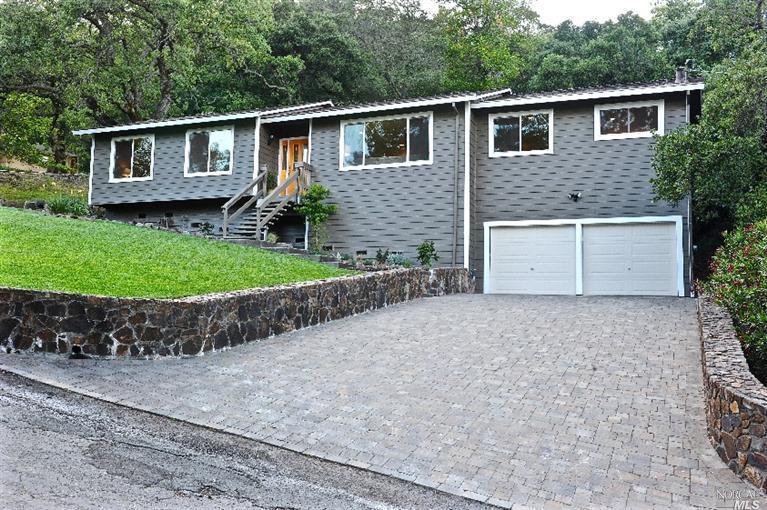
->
[735,182,767,227]
[386,253,412,267]
[47,196,89,216]
[295,184,337,253]
[416,240,439,268]
[198,222,214,237]
[707,220,767,370]
[265,232,279,244]
[375,248,390,265]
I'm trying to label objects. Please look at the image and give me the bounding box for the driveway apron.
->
[1,295,762,508]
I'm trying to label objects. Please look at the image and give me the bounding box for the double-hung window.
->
[109,135,154,182]
[594,100,664,140]
[340,112,432,170]
[489,110,553,157]
[184,126,234,176]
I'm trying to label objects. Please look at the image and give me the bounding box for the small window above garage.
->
[594,100,664,141]
[489,110,553,157]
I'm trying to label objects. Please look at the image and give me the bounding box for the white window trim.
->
[339,111,433,171]
[183,125,235,177]
[482,215,685,297]
[593,99,664,141]
[108,134,155,183]
[488,109,554,157]
[87,138,94,204]
[276,136,310,184]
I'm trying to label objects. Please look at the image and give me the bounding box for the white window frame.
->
[339,111,433,171]
[108,134,155,183]
[593,99,665,141]
[488,109,554,157]
[183,125,235,177]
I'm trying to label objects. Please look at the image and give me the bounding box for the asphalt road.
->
[0,371,488,510]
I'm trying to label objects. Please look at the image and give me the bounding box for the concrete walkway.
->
[1,295,763,509]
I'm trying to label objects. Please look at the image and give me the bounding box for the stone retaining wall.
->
[699,297,767,492]
[0,268,473,358]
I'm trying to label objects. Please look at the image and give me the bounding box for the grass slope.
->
[0,207,350,298]
[0,169,87,204]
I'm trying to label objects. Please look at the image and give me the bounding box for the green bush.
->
[295,184,337,253]
[735,182,767,227]
[707,220,767,363]
[47,196,89,216]
[375,248,389,265]
[386,253,412,268]
[416,240,439,268]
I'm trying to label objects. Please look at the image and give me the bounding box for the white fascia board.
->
[72,101,334,136]
[483,215,683,228]
[473,88,512,101]
[471,83,705,110]
[261,94,489,124]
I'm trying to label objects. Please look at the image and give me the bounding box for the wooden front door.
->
[279,138,308,197]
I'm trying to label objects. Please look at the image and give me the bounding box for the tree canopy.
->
[0,0,763,182]
[651,1,767,228]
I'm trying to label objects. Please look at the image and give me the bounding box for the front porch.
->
[221,119,312,246]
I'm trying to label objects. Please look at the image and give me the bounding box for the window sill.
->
[340,159,433,171]
[488,150,554,158]
[594,131,659,141]
[183,171,234,177]
[108,176,154,183]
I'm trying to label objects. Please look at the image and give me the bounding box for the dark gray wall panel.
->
[309,106,465,265]
[91,119,257,205]
[259,125,278,174]
[104,200,226,236]
[470,93,692,293]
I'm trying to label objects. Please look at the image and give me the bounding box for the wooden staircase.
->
[221,163,311,240]
[227,202,294,238]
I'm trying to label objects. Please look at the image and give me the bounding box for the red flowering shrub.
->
[707,220,767,370]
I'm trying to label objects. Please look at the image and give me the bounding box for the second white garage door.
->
[582,223,678,296]
[486,218,682,296]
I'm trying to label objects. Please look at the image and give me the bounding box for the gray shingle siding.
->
[91,119,257,206]
[309,106,466,265]
[259,124,278,174]
[103,199,227,235]
[469,92,691,293]
[86,89,694,296]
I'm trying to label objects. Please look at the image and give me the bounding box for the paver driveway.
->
[1,295,763,509]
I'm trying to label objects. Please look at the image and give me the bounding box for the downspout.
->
[451,103,460,266]
[305,119,313,251]
[686,90,694,296]
[463,101,471,270]
[87,137,95,206]
[253,115,261,181]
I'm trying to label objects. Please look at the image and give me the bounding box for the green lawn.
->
[0,207,351,298]
[0,168,87,204]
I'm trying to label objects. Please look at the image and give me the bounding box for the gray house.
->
[74,77,704,296]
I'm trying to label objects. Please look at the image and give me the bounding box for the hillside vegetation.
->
[0,207,350,298]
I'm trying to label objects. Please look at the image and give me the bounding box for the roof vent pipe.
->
[675,66,688,84]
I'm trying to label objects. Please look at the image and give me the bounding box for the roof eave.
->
[470,82,705,110]
[71,101,335,136]
[261,90,512,124]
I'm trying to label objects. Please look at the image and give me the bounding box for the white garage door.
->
[582,223,678,296]
[488,225,576,294]
[485,218,682,296]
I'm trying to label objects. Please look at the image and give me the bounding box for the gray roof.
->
[472,79,705,109]
[72,101,335,136]
[72,80,704,135]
